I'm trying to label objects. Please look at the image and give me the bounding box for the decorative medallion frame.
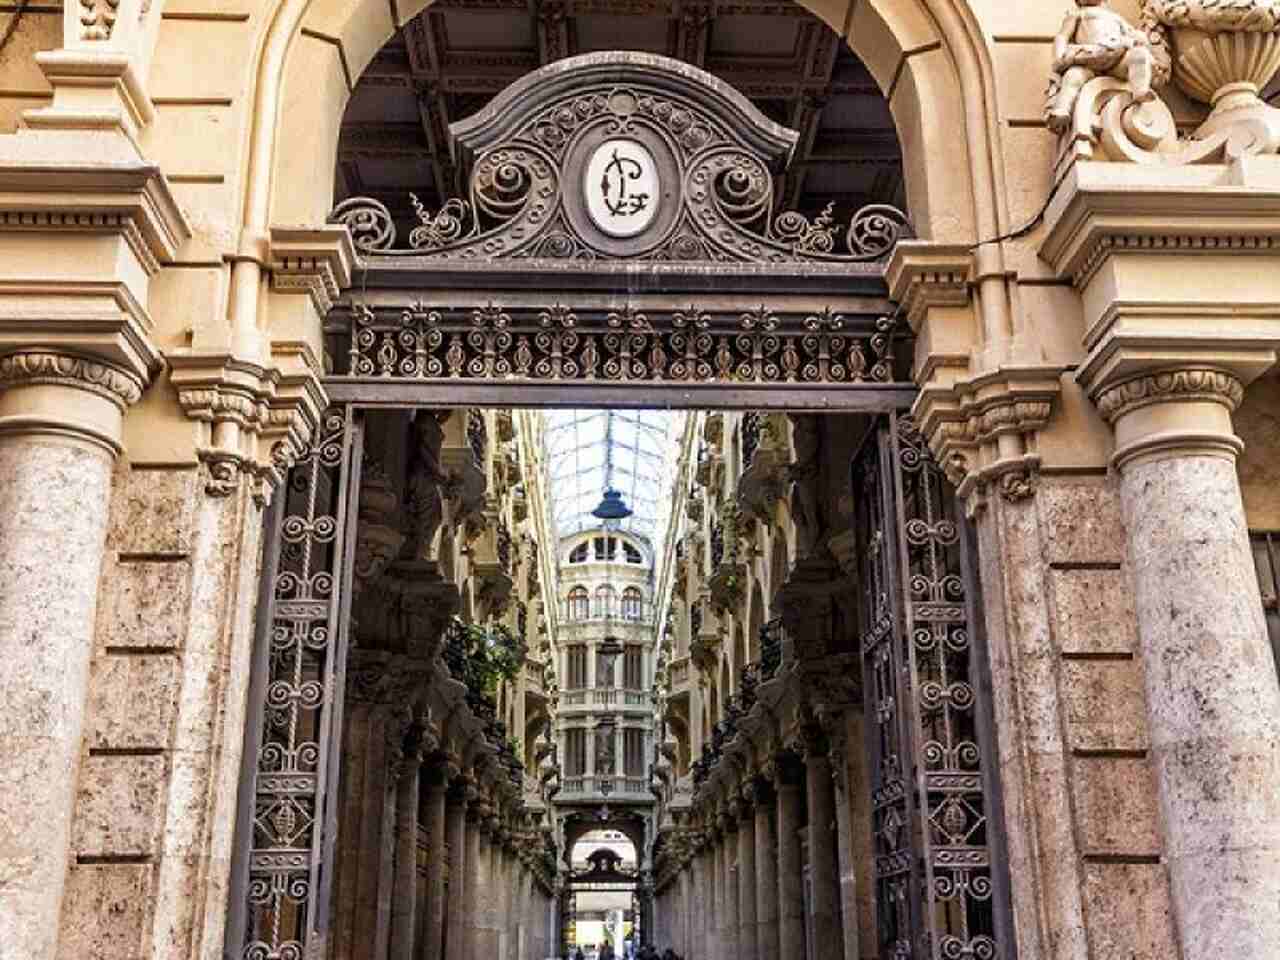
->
[323,52,916,411]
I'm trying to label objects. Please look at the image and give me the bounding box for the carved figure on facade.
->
[1046,0,1161,133]
[1050,0,1280,168]
[787,414,824,559]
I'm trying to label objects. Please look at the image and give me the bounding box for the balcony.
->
[560,687,652,713]
[558,775,651,800]
[668,657,691,695]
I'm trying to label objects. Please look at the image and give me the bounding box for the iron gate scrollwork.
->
[227,406,363,960]
[855,413,1005,960]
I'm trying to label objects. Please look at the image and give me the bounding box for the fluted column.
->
[736,797,758,960]
[805,745,843,958]
[423,760,455,960]
[775,753,807,960]
[1096,369,1280,959]
[448,783,473,960]
[753,778,778,960]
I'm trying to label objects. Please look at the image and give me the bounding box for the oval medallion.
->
[584,138,660,238]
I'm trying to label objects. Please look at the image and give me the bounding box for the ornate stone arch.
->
[251,0,997,250]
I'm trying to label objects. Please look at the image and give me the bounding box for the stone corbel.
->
[268,226,355,319]
[168,348,324,502]
[889,241,1063,508]
[915,367,1064,509]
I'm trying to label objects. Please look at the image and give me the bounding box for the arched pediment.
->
[330,51,909,264]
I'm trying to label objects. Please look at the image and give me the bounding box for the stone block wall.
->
[57,462,264,960]
[984,475,1179,960]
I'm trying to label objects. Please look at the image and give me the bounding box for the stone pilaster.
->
[734,794,758,960]
[802,743,843,958]
[719,811,740,960]
[444,777,471,960]
[774,753,806,960]
[421,761,452,960]
[752,777,779,960]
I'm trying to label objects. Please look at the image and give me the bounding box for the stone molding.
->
[915,366,1064,507]
[23,49,156,138]
[268,225,357,315]
[1095,367,1245,423]
[169,348,325,501]
[0,159,188,273]
[885,241,973,334]
[0,350,142,408]
[1040,160,1280,290]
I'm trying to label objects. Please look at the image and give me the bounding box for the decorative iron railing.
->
[325,302,905,388]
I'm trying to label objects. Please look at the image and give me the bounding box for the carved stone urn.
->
[1148,0,1280,143]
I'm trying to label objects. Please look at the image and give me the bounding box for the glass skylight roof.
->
[542,410,687,551]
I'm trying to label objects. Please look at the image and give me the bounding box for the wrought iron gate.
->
[226,408,364,960]
[854,414,1006,960]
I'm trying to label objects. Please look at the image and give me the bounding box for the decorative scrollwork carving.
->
[328,56,911,263]
[330,302,905,387]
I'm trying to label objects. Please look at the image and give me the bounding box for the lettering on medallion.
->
[584,138,660,238]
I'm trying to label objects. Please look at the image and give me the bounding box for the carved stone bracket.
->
[268,225,356,316]
[169,348,325,502]
[915,367,1064,508]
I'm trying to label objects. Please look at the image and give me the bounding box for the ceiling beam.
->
[404,13,459,200]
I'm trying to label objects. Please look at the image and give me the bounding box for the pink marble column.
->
[753,780,779,960]
[736,798,758,960]
[805,749,843,959]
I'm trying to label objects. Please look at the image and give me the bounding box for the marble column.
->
[805,749,843,959]
[695,842,712,960]
[753,780,779,960]
[423,764,453,960]
[445,781,470,960]
[776,756,807,960]
[1100,370,1280,960]
[391,747,424,960]
[721,814,740,960]
[0,358,139,959]
[736,798,758,960]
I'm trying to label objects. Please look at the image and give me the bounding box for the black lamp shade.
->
[591,488,633,521]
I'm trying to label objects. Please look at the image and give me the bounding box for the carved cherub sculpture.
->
[1046,0,1157,133]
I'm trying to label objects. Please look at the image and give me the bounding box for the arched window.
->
[623,542,642,564]
[594,585,616,618]
[567,586,589,620]
[569,542,589,564]
[622,587,643,620]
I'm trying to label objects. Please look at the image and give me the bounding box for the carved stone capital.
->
[915,365,1064,510]
[0,350,143,408]
[0,349,150,453]
[1095,367,1245,423]
[169,348,325,502]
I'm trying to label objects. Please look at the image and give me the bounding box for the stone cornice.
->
[268,225,357,315]
[885,241,974,333]
[1040,159,1280,288]
[0,159,190,271]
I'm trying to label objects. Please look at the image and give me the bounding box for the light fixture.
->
[591,488,633,524]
